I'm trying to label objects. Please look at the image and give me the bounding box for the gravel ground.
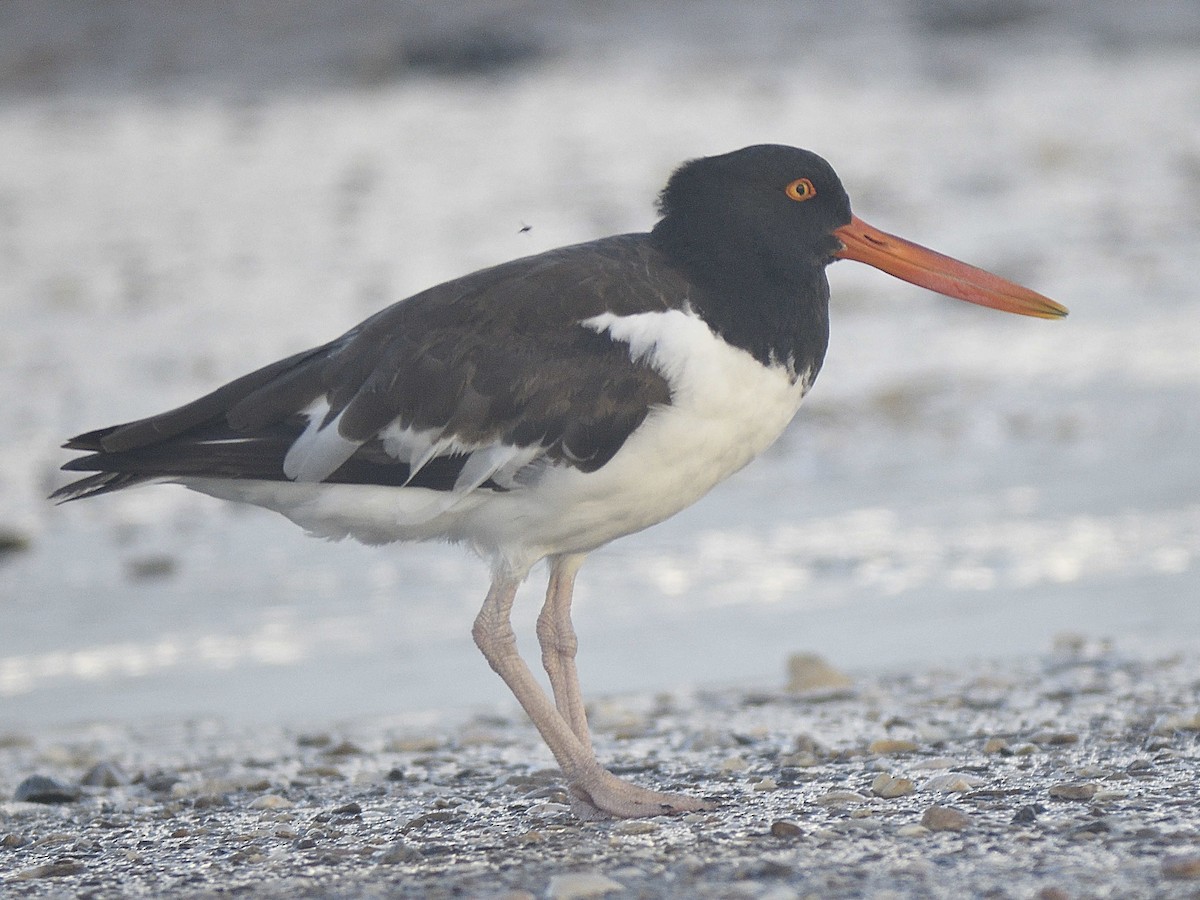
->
[4,641,1199,898]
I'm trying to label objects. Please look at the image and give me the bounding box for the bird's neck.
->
[649,223,830,384]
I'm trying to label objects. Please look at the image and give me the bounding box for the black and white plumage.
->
[54,145,1066,819]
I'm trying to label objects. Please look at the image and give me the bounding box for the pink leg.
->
[536,554,591,744]
[472,566,714,820]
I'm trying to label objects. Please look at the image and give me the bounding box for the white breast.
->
[461,309,813,562]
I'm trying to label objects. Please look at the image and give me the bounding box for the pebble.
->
[1030,731,1080,746]
[719,755,749,772]
[376,840,423,864]
[1152,711,1200,734]
[249,795,295,810]
[322,740,364,757]
[896,824,930,837]
[770,819,803,838]
[12,861,88,880]
[868,739,919,754]
[612,820,658,836]
[921,806,971,832]
[1047,782,1097,801]
[13,775,80,804]
[1012,805,1041,824]
[545,872,625,899]
[982,737,1009,754]
[910,757,960,771]
[813,790,867,807]
[921,773,985,793]
[81,761,130,787]
[1162,854,1200,880]
[870,773,915,798]
[785,653,854,694]
[752,777,778,792]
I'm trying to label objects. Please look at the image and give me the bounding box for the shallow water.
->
[2,2,1198,727]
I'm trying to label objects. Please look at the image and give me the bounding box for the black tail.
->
[50,345,332,503]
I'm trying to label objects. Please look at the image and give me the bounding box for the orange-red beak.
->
[833,215,1068,319]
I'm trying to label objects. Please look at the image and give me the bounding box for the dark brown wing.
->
[53,234,686,502]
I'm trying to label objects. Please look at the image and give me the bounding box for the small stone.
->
[1048,782,1097,801]
[1152,712,1200,735]
[249,795,294,810]
[756,887,801,900]
[299,765,345,779]
[785,653,854,694]
[770,819,803,838]
[869,739,919,755]
[13,861,87,880]
[377,840,423,864]
[921,773,985,793]
[718,755,749,773]
[81,762,130,788]
[142,772,181,793]
[982,737,1009,754]
[296,732,333,747]
[545,871,624,899]
[896,824,929,837]
[921,806,971,832]
[813,790,867,807]
[384,735,442,752]
[14,775,80,804]
[910,757,961,771]
[1162,854,1200,879]
[2,833,29,848]
[1030,731,1080,746]
[527,802,571,818]
[612,820,658,835]
[778,751,821,768]
[871,773,915,798]
[1012,804,1041,824]
[322,740,363,757]
[332,801,362,816]
[752,777,778,792]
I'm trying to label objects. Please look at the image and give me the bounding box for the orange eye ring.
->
[785,177,816,202]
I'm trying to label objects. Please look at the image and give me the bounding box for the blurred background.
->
[2,0,1198,726]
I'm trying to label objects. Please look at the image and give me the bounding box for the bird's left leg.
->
[535,553,591,745]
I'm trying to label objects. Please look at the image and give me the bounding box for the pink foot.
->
[566,765,715,820]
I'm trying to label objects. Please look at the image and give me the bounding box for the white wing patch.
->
[283,398,552,518]
[283,398,361,483]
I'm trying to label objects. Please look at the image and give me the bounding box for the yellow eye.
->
[785,177,816,202]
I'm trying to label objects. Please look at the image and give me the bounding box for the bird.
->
[52,144,1067,820]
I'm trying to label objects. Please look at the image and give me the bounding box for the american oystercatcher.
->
[53,145,1067,819]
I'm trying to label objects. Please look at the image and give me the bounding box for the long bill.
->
[833,215,1068,319]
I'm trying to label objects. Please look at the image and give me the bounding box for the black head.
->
[652,144,853,282]
[648,145,850,376]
